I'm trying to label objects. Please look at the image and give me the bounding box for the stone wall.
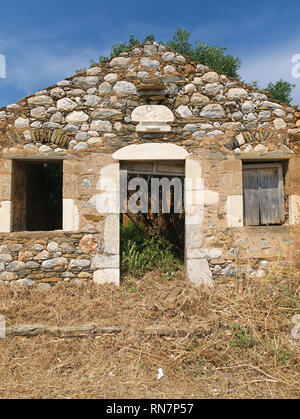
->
[0,41,300,286]
[0,149,122,286]
[0,232,98,287]
[191,149,297,279]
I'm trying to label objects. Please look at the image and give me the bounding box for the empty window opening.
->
[243,162,284,226]
[12,160,63,232]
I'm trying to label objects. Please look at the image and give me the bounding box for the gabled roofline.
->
[1,41,298,112]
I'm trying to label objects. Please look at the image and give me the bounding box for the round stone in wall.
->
[39,145,52,153]
[14,117,29,129]
[232,111,243,120]
[201,71,219,83]
[66,111,89,125]
[227,88,248,100]
[87,67,102,76]
[28,95,54,107]
[190,93,210,106]
[7,261,26,272]
[99,82,112,94]
[104,73,118,83]
[31,107,47,119]
[140,58,160,69]
[90,120,112,133]
[113,81,137,96]
[50,87,65,99]
[72,76,99,88]
[50,112,63,123]
[143,44,158,56]
[74,142,88,151]
[162,52,175,62]
[274,118,287,130]
[57,98,77,111]
[47,242,59,252]
[258,111,271,120]
[84,95,101,107]
[176,105,193,119]
[200,104,226,119]
[241,100,255,113]
[164,65,177,74]
[109,57,130,68]
[203,82,223,96]
[184,84,196,94]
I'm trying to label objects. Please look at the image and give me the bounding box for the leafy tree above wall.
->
[250,79,295,104]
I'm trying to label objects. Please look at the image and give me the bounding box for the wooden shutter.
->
[243,168,260,226]
[259,167,284,224]
[243,163,284,226]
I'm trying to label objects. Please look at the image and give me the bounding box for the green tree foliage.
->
[166,27,192,56]
[90,34,156,67]
[143,34,155,43]
[111,35,140,58]
[166,27,241,79]
[90,56,109,67]
[249,80,260,89]
[249,79,295,104]
[266,79,295,104]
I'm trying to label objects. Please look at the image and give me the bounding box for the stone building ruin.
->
[1,41,300,288]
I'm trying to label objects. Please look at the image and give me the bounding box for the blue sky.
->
[0,0,300,107]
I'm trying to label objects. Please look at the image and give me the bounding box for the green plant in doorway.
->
[120,222,183,278]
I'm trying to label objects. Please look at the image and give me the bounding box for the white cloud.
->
[4,44,107,95]
[0,28,110,101]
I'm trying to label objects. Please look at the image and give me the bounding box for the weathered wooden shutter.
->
[259,167,284,224]
[243,168,260,226]
[243,163,284,226]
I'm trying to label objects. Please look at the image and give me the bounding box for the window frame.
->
[242,162,284,226]
[11,158,64,233]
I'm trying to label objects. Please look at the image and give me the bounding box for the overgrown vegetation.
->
[90,27,241,79]
[120,221,183,278]
[230,323,259,348]
[266,79,295,104]
[0,272,299,398]
[250,79,295,103]
[90,34,155,67]
[166,27,241,79]
[89,27,295,103]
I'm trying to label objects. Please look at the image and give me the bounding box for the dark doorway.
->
[120,160,185,278]
[12,160,63,232]
[121,160,185,255]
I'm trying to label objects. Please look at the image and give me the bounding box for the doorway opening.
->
[11,160,63,232]
[120,160,185,278]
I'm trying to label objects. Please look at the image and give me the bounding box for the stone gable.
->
[0,41,299,157]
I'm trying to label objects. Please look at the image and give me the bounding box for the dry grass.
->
[0,271,299,399]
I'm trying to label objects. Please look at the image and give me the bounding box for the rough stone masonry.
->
[1,41,300,288]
